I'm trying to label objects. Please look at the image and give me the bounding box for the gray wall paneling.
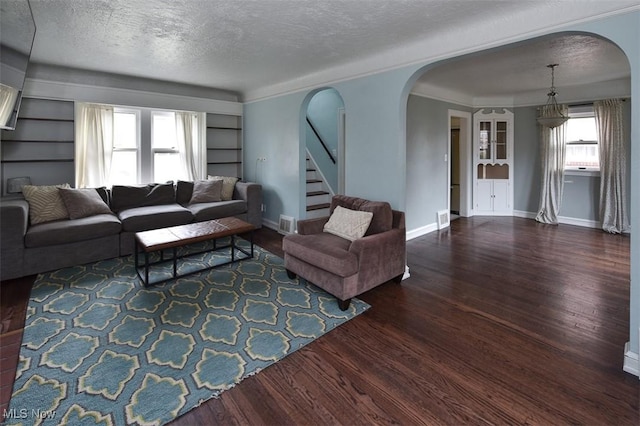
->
[1,97,75,195]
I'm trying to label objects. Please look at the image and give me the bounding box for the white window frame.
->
[150,110,180,182]
[113,107,142,183]
[564,104,600,176]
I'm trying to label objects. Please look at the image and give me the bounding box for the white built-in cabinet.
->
[473,109,513,215]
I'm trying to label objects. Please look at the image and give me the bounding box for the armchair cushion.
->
[323,206,373,241]
[282,232,358,277]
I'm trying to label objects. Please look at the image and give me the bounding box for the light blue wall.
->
[306,88,342,192]
[244,68,416,226]
[406,95,471,231]
[243,10,640,362]
[243,92,307,221]
[513,106,541,213]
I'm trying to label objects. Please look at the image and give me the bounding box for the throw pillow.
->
[22,184,71,225]
[190,179,223,204]
[323,205,374,241]
[208,175,239,201]
[58,188,113,219]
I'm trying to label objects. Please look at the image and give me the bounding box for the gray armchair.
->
[282,195,406,310]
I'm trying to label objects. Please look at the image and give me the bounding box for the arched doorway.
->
[302,88,345,218]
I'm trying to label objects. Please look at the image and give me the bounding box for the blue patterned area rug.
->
[6,240,369,425]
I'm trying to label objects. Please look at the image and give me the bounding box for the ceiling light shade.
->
[537,64,568,129]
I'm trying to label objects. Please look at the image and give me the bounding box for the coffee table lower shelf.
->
[134,218,255,287]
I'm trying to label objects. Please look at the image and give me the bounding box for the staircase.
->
[305,153,332,219]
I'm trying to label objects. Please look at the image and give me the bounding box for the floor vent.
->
[278,215,295,234]
[437,210,450,230]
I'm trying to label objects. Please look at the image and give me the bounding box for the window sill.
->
[564,169,600,177]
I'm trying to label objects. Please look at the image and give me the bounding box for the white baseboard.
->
[513,210,601,229]
[558,216,601,229]
[407,222,439,241]
[623,342,639,378]
[262,218,279,231]
[513,210,536,219]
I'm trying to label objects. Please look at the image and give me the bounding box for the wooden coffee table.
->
[134,217,255,286]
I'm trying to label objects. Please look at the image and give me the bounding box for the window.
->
[108,107,203,185]
[565,105,599,171]
[152,111,182,183]
[111,108,140,185]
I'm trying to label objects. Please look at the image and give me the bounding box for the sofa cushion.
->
[282,233,358,277]
[59,187,113,219]
[176,180,194,205]
[25,214,122,248]
[22,184,71,224]
[118,204,193,232]
[323,206,373,241]
[208,175,239,201]
[111,182,175,213]
[190,179,223,204]
[330,195,392,235]
[186,200,247,222]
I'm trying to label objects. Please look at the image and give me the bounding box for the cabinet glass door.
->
[479,121,491,160]
[495,120,507,160]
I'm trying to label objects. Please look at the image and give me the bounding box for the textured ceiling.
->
[415,34,630,105]
[25,0,638,101]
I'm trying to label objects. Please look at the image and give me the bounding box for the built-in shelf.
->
[1,97,76,194]
[206,113,242,180]
[17,117,74,123]
[1,140,74,144]
[1,159,74,163]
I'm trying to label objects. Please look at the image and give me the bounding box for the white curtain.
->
[535,104,568,224]
[0,83,19,127]
[75,103,114,188]
[594,99,630,234]
[175,111,206,180]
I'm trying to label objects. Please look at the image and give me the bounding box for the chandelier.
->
[537,64,568,129]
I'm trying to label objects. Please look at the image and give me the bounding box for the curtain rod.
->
[568,98,627,107]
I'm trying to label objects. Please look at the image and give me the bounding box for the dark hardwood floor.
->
[1,217,638,424]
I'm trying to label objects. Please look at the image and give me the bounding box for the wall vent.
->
[437,210,450,230]
[278,215,295,235]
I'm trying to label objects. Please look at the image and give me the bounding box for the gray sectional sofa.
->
[0,180,262,281]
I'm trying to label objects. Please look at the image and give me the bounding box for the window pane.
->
[567,117,597,143]
[565,144,600,169]
[154,152,184,182]
[114,112,137,149]
[153,112,177,149]
[110,151,138,185]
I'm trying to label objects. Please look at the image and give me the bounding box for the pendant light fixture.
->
[537,64,569,129]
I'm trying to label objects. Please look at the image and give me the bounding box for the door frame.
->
[338,107,345,195]
[448,110,472,217]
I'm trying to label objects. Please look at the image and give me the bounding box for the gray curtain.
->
[535,105,568,224]
[594,99,630,234]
